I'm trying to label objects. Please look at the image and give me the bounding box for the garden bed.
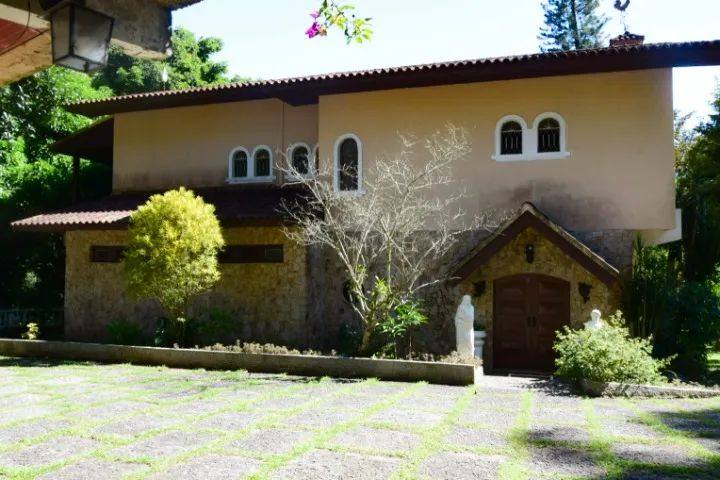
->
[580,379,720,398]
[0,339,481,386]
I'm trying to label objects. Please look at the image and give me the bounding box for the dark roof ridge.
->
[66,39,720,117]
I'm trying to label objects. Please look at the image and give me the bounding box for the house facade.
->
[13,37,720,372]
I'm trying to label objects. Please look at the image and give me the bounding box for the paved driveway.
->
[0,357,719,479]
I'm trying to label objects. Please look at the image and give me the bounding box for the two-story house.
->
[12,35,720,372]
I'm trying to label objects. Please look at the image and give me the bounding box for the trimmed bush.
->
[554,311,672,385]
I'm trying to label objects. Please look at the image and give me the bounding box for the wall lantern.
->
[473,280,486,298]
[46,1,114,72]
[578,282,592,303]
[525,244,535,264]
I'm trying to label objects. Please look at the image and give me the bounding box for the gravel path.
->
[1,357,719,479]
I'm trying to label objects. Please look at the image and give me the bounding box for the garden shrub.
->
[21,322,39,340]
[122,187,224,347]
[106,318,144,345]
[554,311,672,384]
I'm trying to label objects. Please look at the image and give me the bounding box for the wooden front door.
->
[493,274,570,372]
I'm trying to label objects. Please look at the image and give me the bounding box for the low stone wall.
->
[0,339,480,386]
[580,379,720,398]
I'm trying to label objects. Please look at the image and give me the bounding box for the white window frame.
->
[286,142,313,181]
[334,133,364,194]
[227,145,276,184]
[227,146,250,182]
[492,113,570,162]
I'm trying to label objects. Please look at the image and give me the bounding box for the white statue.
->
[585,309,604,330]
[454,295,475,357]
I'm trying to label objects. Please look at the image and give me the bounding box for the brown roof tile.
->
[67,40,720,116]
[11,186,307,232]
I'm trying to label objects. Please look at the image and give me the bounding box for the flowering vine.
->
[306,1,372,43]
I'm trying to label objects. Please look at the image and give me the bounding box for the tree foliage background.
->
[0,28,233,310]
[538,0,608,51]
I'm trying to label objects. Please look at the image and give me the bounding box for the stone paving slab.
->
[528,446,606,477]
[461,409,518,430]
[271,449,401,480]
[0,419,71,444]
[67,400,153,422]
[231,427,315,455]
[445,426,508,450]
[93,414,177,437]
[112,430,218,460]
[164,399,233,416]
[0,405,58,426]
[599,416,670,440]
[0,436,100,468]
[193,411,268,432]
[528,424,590,444]
[37,459,148,480]
[286,409,356,429]
[330,425,422,453]
[149,453,261,480]
[370,407,445,428]
[611,442,706,466]
[419,452,506,480]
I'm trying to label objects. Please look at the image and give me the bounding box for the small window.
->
[254,147,272,177]
[537,118,561,153]
[500,121,523,155]
[232,150,248,178]
[291,144,310,175]
[219,245,284,264]
[336,136,360,192]
[90,246,125,263]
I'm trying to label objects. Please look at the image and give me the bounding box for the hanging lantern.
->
[48,1,114,72]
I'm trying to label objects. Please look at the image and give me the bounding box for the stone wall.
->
[458,226,622,370]
[64,227,307,346]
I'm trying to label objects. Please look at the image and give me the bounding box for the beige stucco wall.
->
[113,99,318,191]
[64,227,308,345]
[459,226,618,370]
[318,69,675,231]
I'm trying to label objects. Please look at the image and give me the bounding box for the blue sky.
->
[174,0,720,127]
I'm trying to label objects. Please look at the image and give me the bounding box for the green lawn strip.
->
[123,377,378,480]
[387,385,476,480]
[247,380,424,480]
[497,390,532,480]
[584,397,626,479]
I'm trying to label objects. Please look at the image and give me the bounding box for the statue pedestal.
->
[474,330,486,359]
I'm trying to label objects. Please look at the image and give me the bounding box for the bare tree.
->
[280,125,494,352]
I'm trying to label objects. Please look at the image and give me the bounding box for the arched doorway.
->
[493,273,570,373]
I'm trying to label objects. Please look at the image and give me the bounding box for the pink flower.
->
[309,10,320,19]
[305,22,320,38]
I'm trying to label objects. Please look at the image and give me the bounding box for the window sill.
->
[226,176,277,185]
[334,188,366,197]
[492,152,571,162]
[285,174,315,183]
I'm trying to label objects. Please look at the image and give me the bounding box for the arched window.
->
[313,145,319,174]
[253,146,272,178]
[537,118,561,153]
[229,147,249,179]
[500,121,523,155]
[335,135,361,192]
[290,144,310,176]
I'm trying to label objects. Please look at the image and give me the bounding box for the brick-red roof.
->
[67,39,720,116]
[11,186,307,232]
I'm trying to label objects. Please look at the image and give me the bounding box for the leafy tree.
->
[92,27,244,96]
[1,66,110,160]
[538,0,608,51]
[122,188,225,345]
[0,67,112,310]
[676,91,720,282]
